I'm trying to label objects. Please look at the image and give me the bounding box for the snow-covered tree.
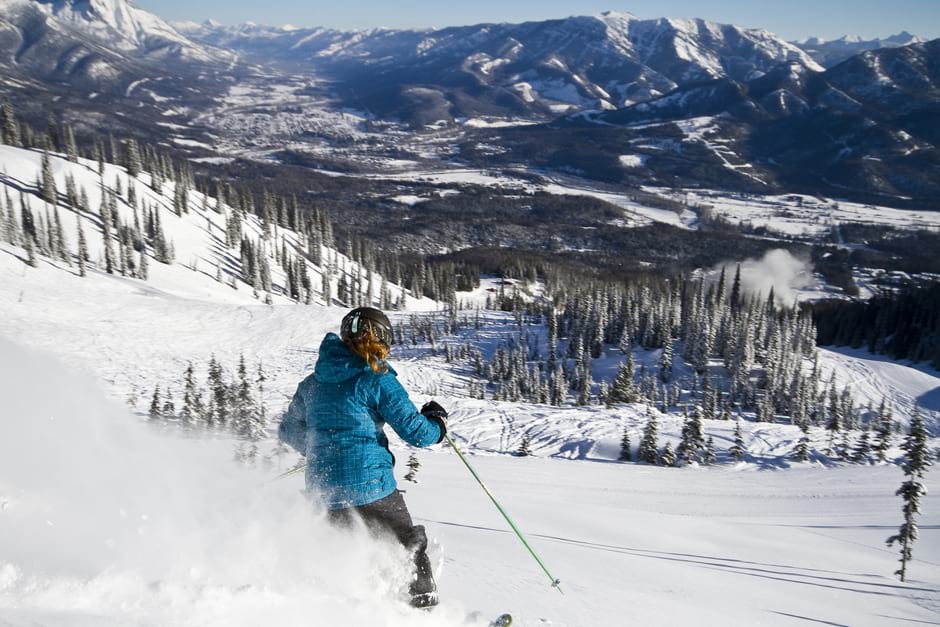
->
[517,435,533,457]
[0,99,21,147]
[148,385,162,421]
[887,407,931,582]
[638,408,659,464]
[404,453,420,483]
[728,419,745,462]
[660,441,677,467]
[619,428,632,462]
[676,405,706,465]
[41,152,56,205]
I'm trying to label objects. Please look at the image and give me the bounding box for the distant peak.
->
[884,31,923,44]
[597,10,638,21]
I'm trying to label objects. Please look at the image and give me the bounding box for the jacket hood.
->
[314,332,394,383]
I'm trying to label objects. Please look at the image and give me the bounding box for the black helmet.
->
[341,307,394,349]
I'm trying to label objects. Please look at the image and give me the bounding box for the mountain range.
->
[179,11,824,124]
[795,31,926,68]
[521,38,940,201]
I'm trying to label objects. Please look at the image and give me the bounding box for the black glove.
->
[421,401,448,443]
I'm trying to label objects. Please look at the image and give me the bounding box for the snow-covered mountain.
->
[496,38,940,199]
[181,12,822,124]
[796,31,926,67]
[0,0,233,95]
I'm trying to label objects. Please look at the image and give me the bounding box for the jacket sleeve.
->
[278,383,308,455]
[373,373,444,447]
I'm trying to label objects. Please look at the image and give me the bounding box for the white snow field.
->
[3,335,940,627]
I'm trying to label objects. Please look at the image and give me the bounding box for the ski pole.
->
[266,460,306,485]
[444,433,563,594]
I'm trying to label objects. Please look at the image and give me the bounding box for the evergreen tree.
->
[887,407,931,582]
[207,355,228,428]
[41,152,57,205]
[875,401,894,462]
[659,333,674,383]
[63,125,78,161]
[638,408,659,464]
[162,390,176,419]
[517,435,533,457]
[126,138,142,177]
[660,442,677,467]
[794,421,811,462]
[611,354,637,403]
[704,436,717,465]
[852,430,873,464]
[404,453,421,483]
[179,362,204,429]
[138,243,149,280]
[619,428,632,462]
[0,99,21,147]
[149,385,162,420]
[728,419,745,462]
[676,405,706,465]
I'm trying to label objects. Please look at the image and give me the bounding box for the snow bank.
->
[0,339,470,627]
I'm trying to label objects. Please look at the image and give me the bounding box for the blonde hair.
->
[346,328,389,374]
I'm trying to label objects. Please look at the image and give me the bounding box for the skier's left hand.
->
[421,400,448,419]
[421,401,448,443]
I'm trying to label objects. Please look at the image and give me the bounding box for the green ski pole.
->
[444,433,563,594]
[266,460,306,485]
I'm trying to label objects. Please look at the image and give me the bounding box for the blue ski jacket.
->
[278,333,444,509]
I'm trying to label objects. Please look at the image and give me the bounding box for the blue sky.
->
[136,0,940,41]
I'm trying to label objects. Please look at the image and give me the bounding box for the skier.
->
[278,306,449,609]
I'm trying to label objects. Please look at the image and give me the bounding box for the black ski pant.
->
[327,490,435,599]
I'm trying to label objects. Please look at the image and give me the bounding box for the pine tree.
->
[63,125,78,162]
[659,333,674,383]
[660,442,677,467]
[233,354,257,438]
[704,436,717,465]
[794,421,811,462]
[619,428,632,462]
[677,405,706,465]
[404,453,421,483]
[849,429,870,463]
[138,243,149,280]
[517,435,533,457]
[207,355,228,428]
[149,385,163,420]
[1,99,21,147]
[179,362,204,429]
[638,408,659,464]
[41,152,57,205]
[887,407,931,582]
[162,390,176,419]
[611,354,637,403]
[875,401,894,462]
[126,138,142,177]
[728,419,745,462]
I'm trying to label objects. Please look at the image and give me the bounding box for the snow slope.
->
[0,144,428,310]
[3,143,940,625]
[3,338,940,627]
